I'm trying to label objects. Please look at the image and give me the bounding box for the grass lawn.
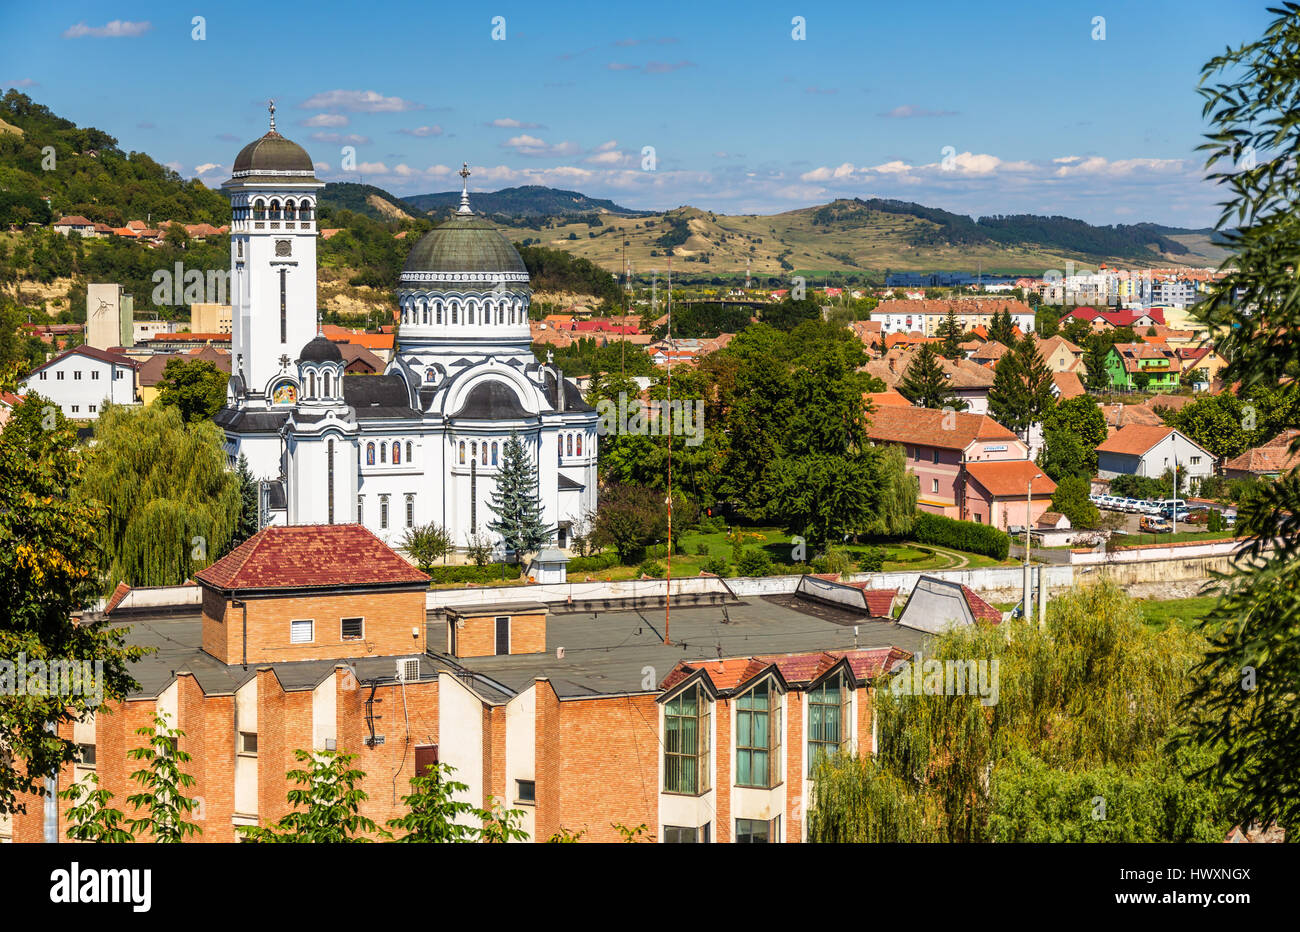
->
[1134,595,1220,630]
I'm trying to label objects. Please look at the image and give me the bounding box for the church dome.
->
[402,213,528,279]
[299,333,343,364]
[232,131,315,175]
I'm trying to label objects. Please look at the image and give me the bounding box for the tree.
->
[898,343,966,410]
[1015,334,1056,428]
[387,762,491,842]
[156,357,228,423]
[762,296,822,331]
[591,483,667,564]
[486,431,553,564]
[78,403,241,589]
[936,308,964,359]
[239,749,389,842]
[1038,429,1091,481]
[1049,476,1099,529]
[60,773,134,843]
[125,715,202,842]
[1083,336,1113,392]
[988,308,1015,345]
[0,394,145,816]
[1040,395,1108,478]
[401,522,453,570]
[987,351,1028,435]
[232,454,260,545]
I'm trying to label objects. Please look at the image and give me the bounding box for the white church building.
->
[214,107,599,556]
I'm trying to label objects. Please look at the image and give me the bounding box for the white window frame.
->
[341,617,365,641]
[290,618,314,644]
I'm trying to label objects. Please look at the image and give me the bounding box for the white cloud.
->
[355,162,390,174]
[311,132,372,146]
[488,118,544,129]
[302,113,349,128]
[195,163,221,174]
[503,135,580,157]
[397,125,443,137]
[299,90,422,112]
[1053,156,1185,177]
[3,78,39,88]
[63,20,151,38]
[879,104,959,119]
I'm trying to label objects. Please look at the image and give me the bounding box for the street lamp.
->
[1024,472,1042,624]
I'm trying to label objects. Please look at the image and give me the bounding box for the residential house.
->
[864,348,996,414]
[1098,401,1166,434]
[1095,424,1214,482]
[52,215,105,237]
[1033,334,1086,373]
[1059,307,1166,331]
[137,346,232,405]
[864,405,1031,519]
[1177,346,1228,387]
[1051,370,1086,400]
[1222,430,1300,480]
[1104,342,1181,392]
[19,345,139,419]
[963,459,1057,530]
[870,298,1035,336]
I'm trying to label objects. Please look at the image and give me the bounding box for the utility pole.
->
[664,256,674,646]
[1024,472,1041,624]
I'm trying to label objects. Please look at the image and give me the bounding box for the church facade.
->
[214,110,598,556]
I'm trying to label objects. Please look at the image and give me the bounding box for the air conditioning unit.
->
[396,658,420,682]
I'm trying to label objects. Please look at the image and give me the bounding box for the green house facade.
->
[1104,343,1181,392]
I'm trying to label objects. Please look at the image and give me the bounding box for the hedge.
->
[911,513,1010,560]
[569,552,619,573]
[425,564,522,585]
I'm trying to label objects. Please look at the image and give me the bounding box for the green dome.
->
[401,213,528,282]
[232,131,315,175]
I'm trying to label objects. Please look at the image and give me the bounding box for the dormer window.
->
[736,678,781,789]
[807,673,850,774]
[664,684,711,795]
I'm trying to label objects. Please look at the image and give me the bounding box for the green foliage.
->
[636,558,666,578]
[387,763,489,842]
[987,335,1055,437]
[125,715,202,842]
[479,798,529,843]
[1108,473,1171,501]
[591,483,668,564]
[78,403,241,589]
[0,393,145,814]
[858,546,887,573]
[736,547,775,577]
[156,358,228,424]
[487,431,553,563]
[514,243,620,303]
[536,336,658,378]
[807,583,1219,842]
[240,749,388,842]
[1165,385,1299,459]
[665,302,755,338]
[400,522,454,570]
[424,563,519,585]
[1041,396,1108,478]
[701,556,729,576]
[911,512,1010,560]
[567,551,619,574]
[898,343,966,410]
[1050,476,1100,530]
[988,308,1016,346]
[935,308,964,359]
[232,454,260,546]
[60,773,134,843]
[761,296,822,331]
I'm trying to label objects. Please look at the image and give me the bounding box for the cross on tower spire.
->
[268,99,277,133]
[457,162,472,214]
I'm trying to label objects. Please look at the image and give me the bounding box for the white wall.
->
[437,672,484,831]
[504,684,537,841]
[22,351,135,418]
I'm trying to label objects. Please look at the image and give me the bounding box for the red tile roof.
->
[965,459,1056,498]
[1096,424,1176,457]
[26,344,140,377]
[1223,430,1300,475]
[866,389,912,408]
[1051,370,1086,399]
[195,524,429,592]
[866,405,1018,451]
[961,586,1003,623]
[659,646,910,694]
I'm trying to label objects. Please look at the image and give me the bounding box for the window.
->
[392,442,401,465]
[57,371,64,380]
[405,493,414,528]
[425,368,436,383]
[77,743,96,768]
[308,372,317,398]
[1191,456,1202,465]
[807,674,848,774]
[491,442,498,466]
[932,449,940,464]
[381,443,387,464]
[91,370,99,380]
[290,619,314,643]
[88,405,96,413]
[406,441,413,462]
[736,817,779,844]
[38,371,46,380]
[495,616,510,655]
[664,684,711,795]
[736,679,780,788]
[458,441,465,464]
[238,732,258,755]
[71,405,79,413]
[357,496,364,524]
[576,434,582,456]
[380,495,389,529]
[341,617,364,640]
[516,779,536,804]
[664,824,709,843]
[567,434,573,456]
[74,370,82,380]
[931,478,939,493]
[366,442,375,466]
[481,443,488,466]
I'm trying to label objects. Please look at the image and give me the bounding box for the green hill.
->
[319,182,420,223]
[404,184,651,218]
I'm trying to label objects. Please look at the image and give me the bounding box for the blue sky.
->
[0,0,1275,226]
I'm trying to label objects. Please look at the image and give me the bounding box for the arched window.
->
[406,441,413,462]
[425,367,436,383]
[496,303,504,324]
[481,442,488,465]
[283,200,296,220]
[458,441,465,464]
[576,434,582,456]
[323,371,332,397]
[308,372,317,398]
[452,302,459,324]
[269,199,282,220]
[392,442,401,465]
[422,302,429,325]
[380,442,387,464]
[300,201,313,221]
[435,301,443,325]
[491,441,498,465]
[253,200,266,220]
[366,442,375,465]
[567,434,573,457]
[467,301,476,325]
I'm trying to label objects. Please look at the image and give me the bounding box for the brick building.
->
[5,526,926,844]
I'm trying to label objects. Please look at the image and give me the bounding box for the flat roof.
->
[110,594,927,703]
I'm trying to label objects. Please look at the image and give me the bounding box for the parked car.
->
[1140,515,1173,533]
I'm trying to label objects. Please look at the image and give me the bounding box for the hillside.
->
[403,184,651,218]
[319,182,420,223]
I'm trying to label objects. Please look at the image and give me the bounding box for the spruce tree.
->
[487,431,554,564]
[987,351,1028,435]
[1015,334,1057,428]
[898,344,967,410]
[936,308,964,359]
[232,454,260,545]
[989,308,1015,345]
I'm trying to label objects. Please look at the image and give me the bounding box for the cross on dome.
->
[267,99,277,133]
[457,162,472,214]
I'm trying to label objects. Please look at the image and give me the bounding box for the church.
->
[214,107,599,556]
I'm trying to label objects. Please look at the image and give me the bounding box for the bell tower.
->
[223,101,324,399]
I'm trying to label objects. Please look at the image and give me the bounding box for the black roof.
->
[542,372,595,413]
[299,334,343,364]
[214,406,292,433]
[231,131,314,174]
[451,380,530,420]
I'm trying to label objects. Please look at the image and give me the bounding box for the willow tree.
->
[806,583,1223,842]
[78,403,240,589]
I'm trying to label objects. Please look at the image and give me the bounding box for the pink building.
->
[865,406,1046,524]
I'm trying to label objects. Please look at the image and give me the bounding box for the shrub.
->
[858,546,887,573]
[637,559,666,578]
[694,543,710,556]
[736,548,775,577]
[569,551,619,573]
[425,564,519,585]
[701,557,729,576]
[812,547,853,576]
[911,513,1011,561]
